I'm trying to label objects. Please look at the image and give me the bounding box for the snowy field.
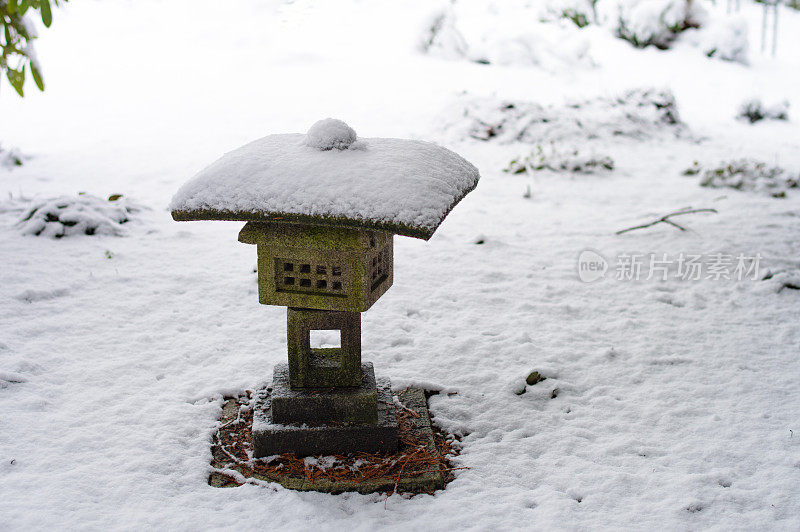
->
[1,0,800,529]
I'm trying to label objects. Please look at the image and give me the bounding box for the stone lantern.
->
[170,119,479,458]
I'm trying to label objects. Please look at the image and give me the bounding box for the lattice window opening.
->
[368,246,390,292]
[275,259,348,295]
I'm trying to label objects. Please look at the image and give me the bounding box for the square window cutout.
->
[309,329,341,349]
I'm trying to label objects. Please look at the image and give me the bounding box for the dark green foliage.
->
[505,144,614,175]
[737,99,789,123]
[615,0,700,50]
[1,0,67,97]
[682,161,701,176]
[755,0,799,9]
[698,159,799,198]
[0,143,24,167]
[559,0,598,28]
[565,10,590,27]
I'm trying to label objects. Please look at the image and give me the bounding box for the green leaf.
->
[18,0,31,16]
[7,0,20,14]
[40,0,53,27]
[30,61,44,91]
[7,66,26,97]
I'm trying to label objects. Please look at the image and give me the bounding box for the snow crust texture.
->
[170,131,480,238]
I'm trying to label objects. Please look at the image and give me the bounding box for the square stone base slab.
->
[253,376,397,457]
[270,363,378,425]
[211,387,445,494]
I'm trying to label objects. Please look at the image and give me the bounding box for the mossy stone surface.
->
[174,208,438,240]
[270,363,378,425]
[239,222,393,313]
[252,377,398,457]
[287,308,361,388]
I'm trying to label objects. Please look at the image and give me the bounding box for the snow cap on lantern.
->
[304,118,358,150]
[169,118,480,240]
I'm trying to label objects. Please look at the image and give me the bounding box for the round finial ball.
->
[304,118,357,150]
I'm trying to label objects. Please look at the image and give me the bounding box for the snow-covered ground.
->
[1,0,799,529]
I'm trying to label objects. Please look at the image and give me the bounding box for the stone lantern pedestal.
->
[252,308,398,457]
[237,222,399,457]
[252,364,398,457]
[169,118,479,463]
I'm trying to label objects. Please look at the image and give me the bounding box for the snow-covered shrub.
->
[505,144,614,174]
[702,15,748,64]
[17,193,141,238]
[598,0,704,49]
[736,98,789,123]
[543,0,598,28]
[758,0,800,9]
[419,9,468,60]
[0,145,25,169]
[698,159,799,198]
[420,2,595,70]
[441,87,684,144]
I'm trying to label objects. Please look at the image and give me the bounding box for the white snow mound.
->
[304,118,358,151]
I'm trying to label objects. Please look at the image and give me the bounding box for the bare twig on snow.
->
[616,208,718,235]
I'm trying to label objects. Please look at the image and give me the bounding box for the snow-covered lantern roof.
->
[170,119,479,313]
[169,119,480,240]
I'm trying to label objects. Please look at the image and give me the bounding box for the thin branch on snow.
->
[616,208,718,235]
